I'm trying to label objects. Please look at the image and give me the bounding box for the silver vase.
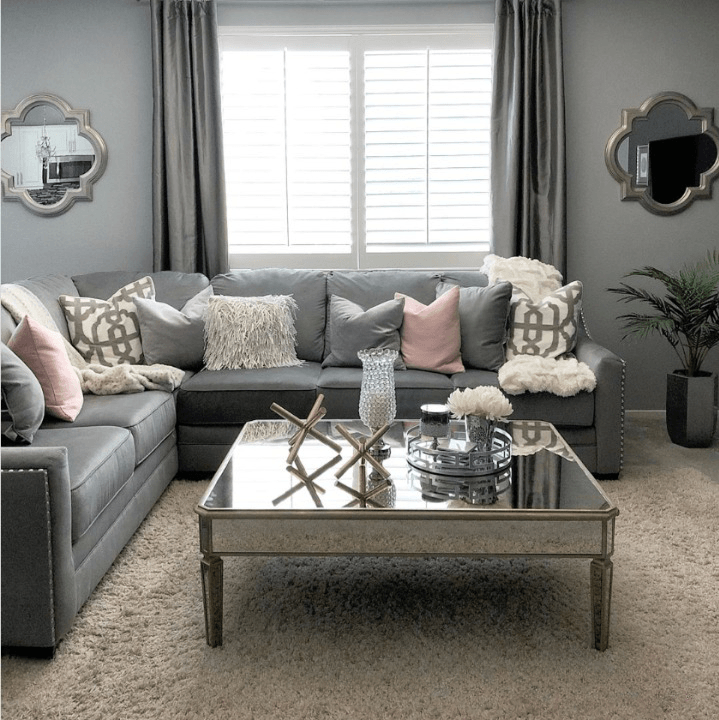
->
[464,415,496,452]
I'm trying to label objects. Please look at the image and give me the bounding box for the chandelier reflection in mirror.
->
[35,119,56,185]
[2,93,107,216]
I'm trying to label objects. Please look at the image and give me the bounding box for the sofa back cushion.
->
[211,269,327,363]
[1,274,79,344]
[324,269,489,361]
[73,270,210,310]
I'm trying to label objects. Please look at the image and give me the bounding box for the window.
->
[219,26,493,269]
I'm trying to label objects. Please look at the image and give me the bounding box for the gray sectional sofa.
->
[1,267,625,654]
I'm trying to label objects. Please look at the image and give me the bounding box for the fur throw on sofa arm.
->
[498,355,597,396]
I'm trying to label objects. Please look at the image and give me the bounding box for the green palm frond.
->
[608,250,719,376]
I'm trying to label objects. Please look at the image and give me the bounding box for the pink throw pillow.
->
[395,286,464,373]
[7,316,84,422]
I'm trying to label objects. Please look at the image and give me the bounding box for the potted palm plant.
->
[609,250,719,447]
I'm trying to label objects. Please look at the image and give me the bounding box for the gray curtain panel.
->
[490,0,567,278]
[151,0,229,278]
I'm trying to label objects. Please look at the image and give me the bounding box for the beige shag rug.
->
[2,419,718,720]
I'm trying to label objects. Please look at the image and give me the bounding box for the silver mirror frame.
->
[2,93,107,217]
[605,92,719,216]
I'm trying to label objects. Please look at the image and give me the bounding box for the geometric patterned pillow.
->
[505,281,582,360]
[58,276,155,366]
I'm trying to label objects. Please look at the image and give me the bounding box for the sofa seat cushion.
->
[27,427,135,544]
[177,363,323,426]
[453,370,594,427]
[41,391,176,466]
[318,367,454,420]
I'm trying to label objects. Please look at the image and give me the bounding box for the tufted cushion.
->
[59,276,155,366]
[506,281,583,359]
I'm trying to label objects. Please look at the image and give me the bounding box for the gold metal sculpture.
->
[269,395,342,507]
[270,395,342,462]
[333,423,392,508]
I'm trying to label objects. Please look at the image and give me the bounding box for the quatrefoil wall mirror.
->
[2,93,107,217]
[605,92,719,215]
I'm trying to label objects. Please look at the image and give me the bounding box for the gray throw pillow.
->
[1,343,45,444]
[322,295,406,369]
[135,286,214,369]
[436,281,512,371]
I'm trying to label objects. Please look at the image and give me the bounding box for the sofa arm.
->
[574,333,626,477]
[1,446,77,653]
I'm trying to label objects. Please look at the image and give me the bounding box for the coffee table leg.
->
[590,557,613,651]
[201,554,223,647]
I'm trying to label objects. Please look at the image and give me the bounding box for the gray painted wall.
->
[563,0,719,410]
[1,0,154,280]
[2,0,718,409]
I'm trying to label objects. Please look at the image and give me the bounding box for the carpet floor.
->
[2,414,718,720]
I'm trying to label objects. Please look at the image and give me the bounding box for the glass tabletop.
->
[198,419,616,517]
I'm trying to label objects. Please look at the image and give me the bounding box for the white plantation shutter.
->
[219,27,492,269]
[221,46,352,254]
[364,48,491,251]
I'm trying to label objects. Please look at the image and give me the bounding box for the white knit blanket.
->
[480,255,596,396]
[1,283,184,395]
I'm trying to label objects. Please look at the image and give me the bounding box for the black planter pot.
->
[665,371,718,448]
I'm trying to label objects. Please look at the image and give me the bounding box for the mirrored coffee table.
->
[196,419,619,650]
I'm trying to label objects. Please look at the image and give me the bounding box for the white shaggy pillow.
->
[203,295,303,370]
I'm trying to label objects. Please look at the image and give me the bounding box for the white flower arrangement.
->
[446,386,513,421]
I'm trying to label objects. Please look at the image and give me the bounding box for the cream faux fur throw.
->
[498,354,597,396]
[480,254,563,303]
[1,283,184,395]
